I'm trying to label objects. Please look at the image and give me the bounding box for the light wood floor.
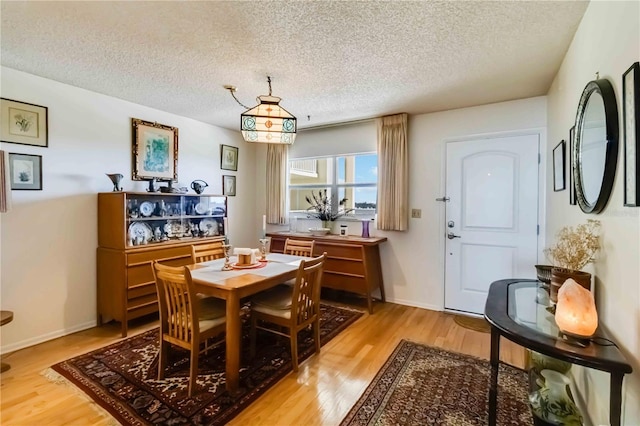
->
[0,300,525,425]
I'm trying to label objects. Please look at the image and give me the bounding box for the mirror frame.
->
[573,79,619,214]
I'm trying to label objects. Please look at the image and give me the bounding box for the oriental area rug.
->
[47,303,362,426]
[340,340,532,426]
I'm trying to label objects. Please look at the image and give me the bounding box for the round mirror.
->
[574,79,619,213]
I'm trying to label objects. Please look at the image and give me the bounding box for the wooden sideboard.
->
[267,232,387,313]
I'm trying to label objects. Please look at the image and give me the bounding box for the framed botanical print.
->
[220,144,238,171]
[223,175,236,196]
[623,62,639,206]
[9,153,42,190]
[132,118,178,181]
[1,98,48,147]
[553,140,566,192]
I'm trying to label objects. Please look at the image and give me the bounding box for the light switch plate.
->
[411,209,422,218]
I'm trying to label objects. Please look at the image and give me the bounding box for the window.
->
[289,153,377,218]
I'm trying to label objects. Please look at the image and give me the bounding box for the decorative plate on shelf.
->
[199,218,219,236]
[139,201,155,217]
[194,202,208,215]
[128,222,152,245]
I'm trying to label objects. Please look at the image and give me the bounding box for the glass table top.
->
[506,280,560,338]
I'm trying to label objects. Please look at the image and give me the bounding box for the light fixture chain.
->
[267,76,272,96]
[228,89,251,110]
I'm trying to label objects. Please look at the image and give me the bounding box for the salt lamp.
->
[555,279,598,342]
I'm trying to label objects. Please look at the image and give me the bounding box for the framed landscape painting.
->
[132,118,178,181]
[1,98,48,147]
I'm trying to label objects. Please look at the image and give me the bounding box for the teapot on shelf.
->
[191,179,209,194]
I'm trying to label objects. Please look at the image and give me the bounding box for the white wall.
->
[546,1,640,424]
[0,67,257,353]
[259,96,547,311]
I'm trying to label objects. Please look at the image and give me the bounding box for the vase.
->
[321,221,332,233]
[550,268,591,303]
[529,350,572,375]
[361,220,370,238]
[529,369,583,425]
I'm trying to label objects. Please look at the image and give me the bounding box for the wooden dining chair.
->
[191,241,225,264]
[249,253,326,372]
[283,238,315,257]
[152,261,228,396]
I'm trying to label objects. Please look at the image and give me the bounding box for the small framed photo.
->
[9,153,42,190]
[220,144,238,171]
[222,175,236,196]
[1,98,48,147]
[623,61,639,206]
[132,118,178,181]
[553,140,566,192]
[569,127,577,205]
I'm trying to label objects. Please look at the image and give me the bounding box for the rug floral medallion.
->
[50,303,362,426]
[340,340,533,426]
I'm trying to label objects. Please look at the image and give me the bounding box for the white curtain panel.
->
[266,144,288,224]
[376,113,408,231]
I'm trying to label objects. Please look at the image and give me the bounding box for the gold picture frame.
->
[132,118,178,181]
[1,98,48,147]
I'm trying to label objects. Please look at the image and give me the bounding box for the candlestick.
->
[221,243,232,271]
[259,238,268,261]
[262,214,266,238]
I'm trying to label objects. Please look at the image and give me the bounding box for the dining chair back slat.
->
[191,241,225,264]
[284,238,314,257]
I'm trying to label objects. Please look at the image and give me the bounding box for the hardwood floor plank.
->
[0,303,525,425]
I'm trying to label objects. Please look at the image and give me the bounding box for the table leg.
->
[488,327,500,426]
[610,373,623,426]
[225,290,241,395]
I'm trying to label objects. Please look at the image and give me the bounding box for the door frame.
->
[438,128,548,313]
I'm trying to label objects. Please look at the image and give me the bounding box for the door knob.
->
[447,232,461,239]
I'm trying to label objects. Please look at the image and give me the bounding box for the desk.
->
[190,253,303,394]
[484,279,632,426]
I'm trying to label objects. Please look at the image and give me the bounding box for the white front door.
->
[444,134,539,315]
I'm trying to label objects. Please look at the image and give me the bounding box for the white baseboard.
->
[1,320,97,355]
[386,297,442,312]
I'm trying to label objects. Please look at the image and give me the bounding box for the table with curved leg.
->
[484,279,632,426]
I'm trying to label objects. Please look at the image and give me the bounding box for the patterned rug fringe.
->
[42,368,121,426]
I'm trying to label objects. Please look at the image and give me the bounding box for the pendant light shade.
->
[226,76,297,145]
[241,95,296,144]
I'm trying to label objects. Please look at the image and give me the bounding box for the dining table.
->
[190,252,305,395]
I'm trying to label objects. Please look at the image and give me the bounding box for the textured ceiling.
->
[1,1,588,130]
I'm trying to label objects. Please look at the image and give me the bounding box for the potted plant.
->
[543,219,601,302]
[305,189,354,233]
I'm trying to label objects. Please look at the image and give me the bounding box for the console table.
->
[484,279,632,426]
[267,232,387,313]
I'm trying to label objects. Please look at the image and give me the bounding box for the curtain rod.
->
[299,117,376,131]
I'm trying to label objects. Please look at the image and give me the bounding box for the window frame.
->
[288,152,377,219]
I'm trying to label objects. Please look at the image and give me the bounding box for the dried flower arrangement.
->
[544,219,601,271]
[305,189,354,222]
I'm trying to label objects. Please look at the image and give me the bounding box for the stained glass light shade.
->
[241,95,297,144]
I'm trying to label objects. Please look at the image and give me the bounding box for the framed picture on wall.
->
[0,98,48,147]
[9,153,42,190]
[223,175,236,196]
[220,144,238,171]
[553,140,566,192]
[623,61,639,206]
[569,126,577,205]
[131,118,178,181]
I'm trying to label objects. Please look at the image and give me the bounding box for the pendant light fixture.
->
[225,76,297,144]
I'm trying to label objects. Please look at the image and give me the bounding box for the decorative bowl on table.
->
[308,227,330,236]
